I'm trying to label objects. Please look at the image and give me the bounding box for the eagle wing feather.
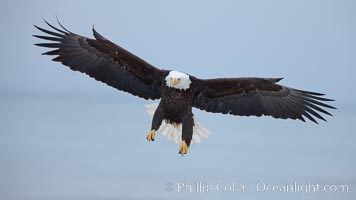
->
[34,19,164,100]
[192,77,335,123]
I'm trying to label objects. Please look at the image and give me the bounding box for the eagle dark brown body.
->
[152,84,195,147]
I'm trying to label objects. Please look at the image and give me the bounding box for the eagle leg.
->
[179,114,193,156]
[179,140,188,156]
[146,129,156,141]
[147,103,163,142]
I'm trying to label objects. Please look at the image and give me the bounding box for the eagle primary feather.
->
[34,19,164,100]
[34,19,336,155]
[191,77,335,123]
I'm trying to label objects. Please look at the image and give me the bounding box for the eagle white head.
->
[165,70,192,90]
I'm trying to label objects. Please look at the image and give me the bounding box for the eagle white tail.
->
[145,103,211,144]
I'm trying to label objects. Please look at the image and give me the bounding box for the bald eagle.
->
[34,20,335,155]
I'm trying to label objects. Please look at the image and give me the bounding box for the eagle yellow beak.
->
[171,78,179,86]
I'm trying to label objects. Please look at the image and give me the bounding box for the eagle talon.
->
[179,140,188,156]
[146,130,156,141]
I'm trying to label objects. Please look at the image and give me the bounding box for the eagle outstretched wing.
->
[192,77,335,123]
[33,19,165,100]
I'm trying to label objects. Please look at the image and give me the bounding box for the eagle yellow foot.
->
[146,129,156,141]
[179,140,188,156]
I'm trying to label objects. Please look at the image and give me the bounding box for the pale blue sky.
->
[0,0,355,200]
